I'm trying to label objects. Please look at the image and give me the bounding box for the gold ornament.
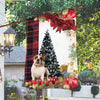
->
[29,85,32,88]
[58,77,64,82]
[70,67,73,70]
[73,34,76,37]
[32,84,37,89]
[73,70,78,74]
[70,62,74,66]
[34,17,38,21]
[25,82,29,87]
[60,65,68,72]
[49,82,54,88]
[63,84,70,89]
[62,9,68,15]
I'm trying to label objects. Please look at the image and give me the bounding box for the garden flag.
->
[25,8,78,90]
[25,18,39,82]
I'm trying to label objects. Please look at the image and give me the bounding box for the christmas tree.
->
[39,30,61,77]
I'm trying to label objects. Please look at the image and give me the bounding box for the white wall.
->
[4,64,27,97]
[0,0,5,100]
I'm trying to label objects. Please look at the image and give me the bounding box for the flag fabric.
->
[25,18,39,82]
[24,9,78,90]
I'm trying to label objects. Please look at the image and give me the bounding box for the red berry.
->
[56,86,59,88]
[72,43,75,47]
[69,34,71,36]
[70,39,72,41]
[40,86,44,89]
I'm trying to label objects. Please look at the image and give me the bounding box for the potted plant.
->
[78,68,97,84]
[70,80,81,97]
[95,68,100,84]
[91,85,99,98]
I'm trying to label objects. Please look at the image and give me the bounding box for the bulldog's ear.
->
[42,55,45,60]
[33,55,38,60]
[33,55,36,58]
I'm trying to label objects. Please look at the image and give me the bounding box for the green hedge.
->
[91,85,99,98]
[78,68,97,84]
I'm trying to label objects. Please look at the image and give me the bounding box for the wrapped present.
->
[59,65,68,72]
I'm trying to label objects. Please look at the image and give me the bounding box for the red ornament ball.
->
[61,81,68,87]
[31,80,36,85]
[55,80,59,85]
[52,77,56,84]
[36,79,42,85]
[67,77,78,89]
[43,80,49,86]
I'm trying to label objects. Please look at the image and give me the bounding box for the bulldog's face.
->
[33,55,45,67]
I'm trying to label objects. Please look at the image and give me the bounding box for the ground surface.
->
[50,97,100,100]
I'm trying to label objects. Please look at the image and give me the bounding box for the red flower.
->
[60,14,66,19]
[41,15,45,19]
[50,21,54,27]
[67,8,76,19]
[72,25,76,31]
[46,19,49,22]
[42,11,76,33]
